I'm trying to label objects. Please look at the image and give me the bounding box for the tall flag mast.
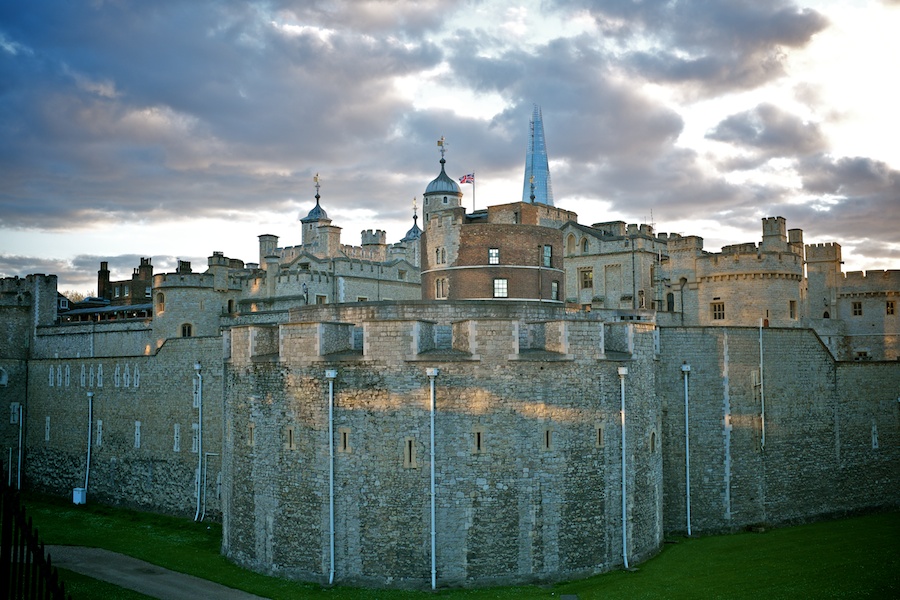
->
[522,104,554,205]
[459,171,475,211]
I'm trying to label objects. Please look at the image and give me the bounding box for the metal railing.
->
[0,481,71,600]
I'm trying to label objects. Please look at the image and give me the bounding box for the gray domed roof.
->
[401,214,422,242]
[425,158,460,195]
[300,196,328,223]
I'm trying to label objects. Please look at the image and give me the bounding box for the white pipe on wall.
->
[617,366,629,569]
[194,362,203,522]
[325,369,337,585]
[427,367,439,590]
[681,363,692,536]
[17,404,24,490]
[759,319,766,449]
[85,391,94,495]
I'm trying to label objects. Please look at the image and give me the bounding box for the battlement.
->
[668,235,704,252]
[361,229,387,246]
[721,242,758,255]
[153,272,215,288]
[805,242,842,263]
[842,269,900,288]
[0,274,55,294]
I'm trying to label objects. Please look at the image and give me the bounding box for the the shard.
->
[521,104,554,205]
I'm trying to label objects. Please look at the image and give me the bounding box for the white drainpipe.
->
[85,391,94,496]
[17,404,24,490]
[759,319,766,449]
[682,363,692,536]
[193,362,203,521]
[617,366,629,569]
[325,369,338,585]
[427,367,439,590]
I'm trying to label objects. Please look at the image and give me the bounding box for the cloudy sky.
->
[2,0,898,293]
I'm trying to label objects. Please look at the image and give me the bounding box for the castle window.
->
[650,430,657,453]
[248,423,255,446]
[580,269,593,289]
[790,300,797,319]
[173,424,181,452]
[566,234,576,255]
[887,301,895,316]
[227,299,235,313]
[156,292,165,313]
[339,428,352,453]
[403,437,418,468]
[96,419,103,447]
[145,286,151,298]
[493,278,508,298]
[542,245,552,267]
[45,416,51,442]
[316,295,327,304]
[398,270,406,280]
[488,248,499,265]
[667,293,675,312]
[472,427,485,454]
[357,297,368,302]
[581,238,589,253]
[181,323,193,337]
[114,286,120,298]
[192,423,199,452]
[542,428,553,451]
[551,281,559,301]
[852,301,862,316]
[595,425,605,448]
[285,426,296,450]
[435,278,447,299]
[124,286,130,297]
[711,302,725,320]
[441,248,446,264]
[513,211,519,224]
[134,421,141,449]
[872,423,879,449]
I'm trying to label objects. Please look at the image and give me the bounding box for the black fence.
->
[0,481,71,600]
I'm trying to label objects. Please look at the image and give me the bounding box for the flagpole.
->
[472,171,475,212]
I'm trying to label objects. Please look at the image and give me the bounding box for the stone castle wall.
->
[221,307,663,587]
[658,326,900,535]
[24,336,224,518]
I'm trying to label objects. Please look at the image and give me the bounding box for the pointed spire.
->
[522,104,554,205]
[300,172,329,223]
[402,196,423,242]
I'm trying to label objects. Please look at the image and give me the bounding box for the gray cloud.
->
[559,0,828,95]
[707,103,828,168]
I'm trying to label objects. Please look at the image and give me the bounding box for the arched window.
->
[156,292,165,313]
[823,311,830,319]
[650,431,657,453]
[566,234,576,255]
[666,293,675,312]
[581,238,589,253]
[181,323,193,337]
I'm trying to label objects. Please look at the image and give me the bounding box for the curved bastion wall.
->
[222,302,662,588]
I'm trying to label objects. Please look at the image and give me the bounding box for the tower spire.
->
[522,104,554,205]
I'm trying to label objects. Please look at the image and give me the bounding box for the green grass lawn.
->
[23,493,900,599]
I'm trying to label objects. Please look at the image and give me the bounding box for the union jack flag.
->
[459,173,474,184]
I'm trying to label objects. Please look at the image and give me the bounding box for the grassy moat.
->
[24,493,900,599]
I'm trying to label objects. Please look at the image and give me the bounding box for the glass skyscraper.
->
[521,104,554,206]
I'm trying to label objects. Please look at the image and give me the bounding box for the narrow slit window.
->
[596,425,605,448]
[96,419,103,447]
[339,427,351,453]
[403,437,417,468]
[543,428,553,451]
[248,423,255,447]
[472,427,485,454]
[45,416,51,442]
[134,421,142,449]
[173,423,181,452]
[285,426,296,450]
